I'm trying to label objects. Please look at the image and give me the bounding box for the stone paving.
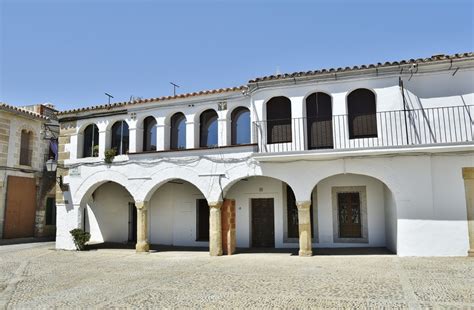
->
[0,243,473,309]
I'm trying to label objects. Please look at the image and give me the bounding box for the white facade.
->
[56,54,474,256]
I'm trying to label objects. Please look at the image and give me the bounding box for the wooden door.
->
[196,199,209,241]
[4,176,36,238]
[128,202,137,242]
[337,192,362,238]
[251,198,275,247]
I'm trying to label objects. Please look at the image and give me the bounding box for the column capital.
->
[296,201,311,210]
[208,201,222,209]
[463,167,474,180]
[135,201,148,210]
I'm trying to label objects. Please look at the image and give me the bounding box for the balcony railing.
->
[253,105,474,153]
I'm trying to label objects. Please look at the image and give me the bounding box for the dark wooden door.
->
[196,199,209,241]
[4,176,36,238]
[337,192,362,238]
[128,202,137,242]
[251,198,275,247]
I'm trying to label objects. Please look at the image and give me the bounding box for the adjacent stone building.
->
[55,52,474,256]
[0,103,58,239]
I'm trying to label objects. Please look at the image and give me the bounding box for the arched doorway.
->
[84,181,136,244]
[147,179,208,247]
[310,173,397,253]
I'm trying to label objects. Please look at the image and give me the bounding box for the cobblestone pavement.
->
[0,243,473,309]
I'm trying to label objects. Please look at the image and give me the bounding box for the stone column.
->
[209,201,223,256]
[297,201,313,257]
[135,201,150,253]
[463,167,474,257]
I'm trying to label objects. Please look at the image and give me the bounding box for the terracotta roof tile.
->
[249,52,473,83]
[0,103,49,120]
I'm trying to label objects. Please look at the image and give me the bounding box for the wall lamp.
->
[45,159,64,189]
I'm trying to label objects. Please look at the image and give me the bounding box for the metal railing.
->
[253,105,474,153]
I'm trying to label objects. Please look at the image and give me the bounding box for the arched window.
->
[170,113,186,150]
[266,96,292,144]
[111,120,129,155]
[19,130,32,166]
[200,109,218,148]
[82,124,99,158]
[231,107,251,145]
[347,89,377,139]
[143,116,157,151]
[306,92,333,149]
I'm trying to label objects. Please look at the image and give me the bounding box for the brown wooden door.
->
[4,176,36,238]
[337,192,362,238]
[251,198,275,247]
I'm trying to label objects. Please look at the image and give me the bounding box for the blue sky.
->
[1,0,473,111]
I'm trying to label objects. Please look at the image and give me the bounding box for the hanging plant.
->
[104,148,116,164]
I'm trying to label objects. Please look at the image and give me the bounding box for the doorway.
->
[251,198,275,247]
[128,202,137,243]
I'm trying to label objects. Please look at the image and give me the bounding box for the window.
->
[45,197,56,225]
[231,107,251,145]
[170,113,186,150]
[266,96,292,143]
[111,120,129,155]
[286,185,313,239]
[143,116,157,151]
[199,109,218,148]
[306,92,333,149]
[19,130,32,166]
[196,199,209,241]
[82,124,99,158]
[347,89,377,139]
[337,192,361,238]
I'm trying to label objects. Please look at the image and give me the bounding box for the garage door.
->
[4,176,37,238]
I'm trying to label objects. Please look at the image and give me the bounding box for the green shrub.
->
[92,145,99,157]
[69,228,91,251]
[104,148,116,164]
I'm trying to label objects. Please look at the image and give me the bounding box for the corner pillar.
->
[209,201,223,256]
[135,201,150,253]
[297,201,313,257]
[463,168,474,257]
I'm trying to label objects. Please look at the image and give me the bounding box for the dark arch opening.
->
[306,92,333,149]
[111,120,129,155]
[347,89,377,139]
[170,113,186,150]
[231,107,251,145]
[200,109,218,148]
[266,96,292,144]
[143,116,157,151]
[83,124,99,158]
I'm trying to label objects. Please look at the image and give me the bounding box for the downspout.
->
[399,77,410,145]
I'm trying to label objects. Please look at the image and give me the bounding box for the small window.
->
[196,199,209,241]
[347,89,377,139]
[199,110,218,148]
[83,124,99,158]
[19,130,32,166]
[143,116,157,151]
[231,107,251,145]
[45,197,56,225]
[337,192,361,238]
[170,113,187,150]
[111,120,129,155]
[266,96,292,144]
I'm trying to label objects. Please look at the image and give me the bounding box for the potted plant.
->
[104,148,116,164]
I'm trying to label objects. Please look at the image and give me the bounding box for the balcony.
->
[253,105,474,154]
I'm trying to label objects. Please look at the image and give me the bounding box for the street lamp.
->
[45,158,63,188]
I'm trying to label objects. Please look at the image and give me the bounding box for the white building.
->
[55,53,474,257]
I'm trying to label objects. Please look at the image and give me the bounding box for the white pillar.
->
[297,200,313,257]
[156,124,167,151]
[98,129,109,160]
[209,201,222,256]
[135,201,150,253]
[218,118,229,147]
[186,121,196,149]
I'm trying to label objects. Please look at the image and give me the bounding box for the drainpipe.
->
[399,77,410,145]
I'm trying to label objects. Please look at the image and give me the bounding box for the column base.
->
[136,241,150,253]
[298,250,313,257]
[468,250,474,257]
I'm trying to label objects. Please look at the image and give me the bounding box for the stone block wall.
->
[56,121,76,204]
[221,199,236,255]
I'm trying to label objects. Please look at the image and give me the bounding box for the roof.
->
[57,52,473,117]
[57,86,247,116]
[0,102,49,120]
[248,52,474,83]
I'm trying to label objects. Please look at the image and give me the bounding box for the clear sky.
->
[1,0,473,111]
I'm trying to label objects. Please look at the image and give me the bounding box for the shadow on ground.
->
[85,242,394,256]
